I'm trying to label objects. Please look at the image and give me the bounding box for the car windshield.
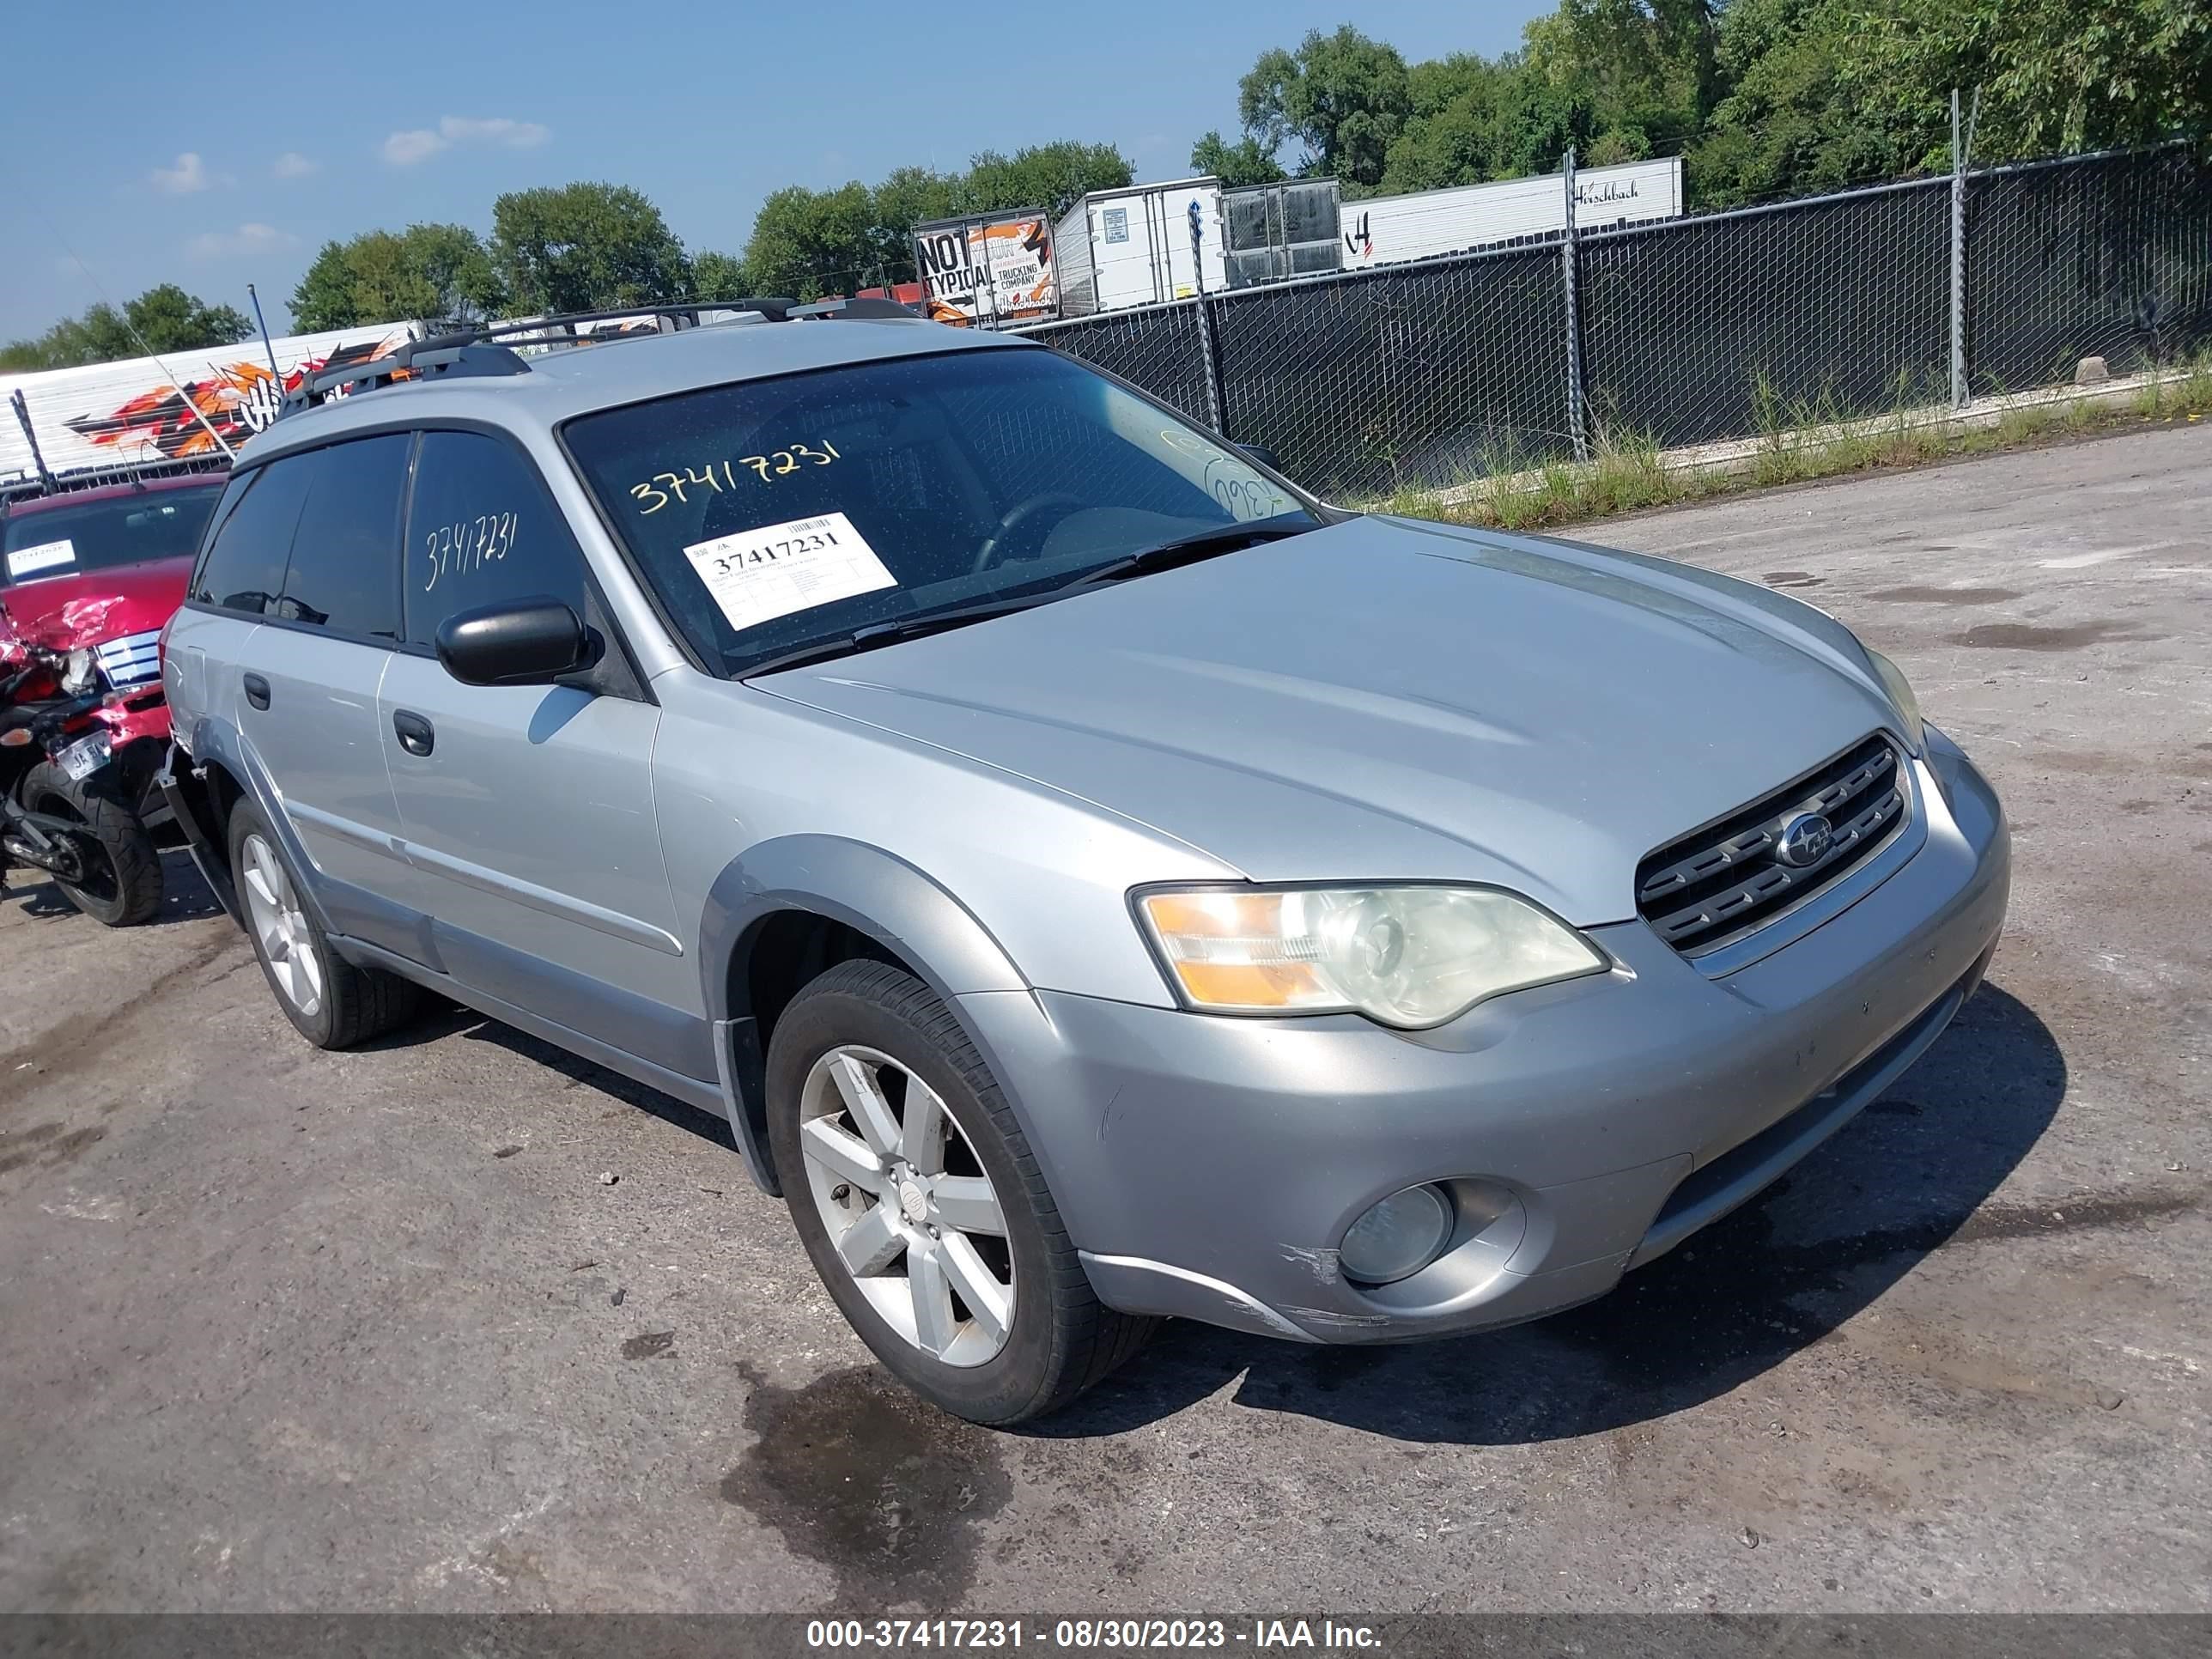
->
[2,483,226,587]
[562,345,1322,675]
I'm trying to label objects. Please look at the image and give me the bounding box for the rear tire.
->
[227,798,419,1048]
[765,959,1153,1425]
[19,761,162,927]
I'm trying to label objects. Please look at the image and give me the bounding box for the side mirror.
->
[435,597,589,687]
[1238,442,1285,473]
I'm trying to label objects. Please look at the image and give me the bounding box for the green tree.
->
[1687,0,2209,206]
[957,141,1133,217]
[491,182,692,315]
[1687,0,1911,204]
[871,165,965,278]
[740,181,881,300]
[290,224,507,331]
[734,144,1129,300]
[1520,0,1719,166]
[403,222,507,323]
[291,233,435,329]
[125,284,254,355]
[1237,25,1413,190]
[1376,53,1514,191]
[690,250,754,301]
[1190,130,1287,186]
[1858,0,2212,163]
[1,284,251,371]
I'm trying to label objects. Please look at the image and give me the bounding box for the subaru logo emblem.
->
[1776,812,1834,867]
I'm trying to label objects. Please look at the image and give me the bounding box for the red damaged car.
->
[1,466,226,922]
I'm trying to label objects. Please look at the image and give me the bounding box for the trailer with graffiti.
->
[911,213,1059,327]
[1,321,428,486]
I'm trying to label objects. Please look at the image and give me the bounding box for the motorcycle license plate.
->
[58,732,110,782]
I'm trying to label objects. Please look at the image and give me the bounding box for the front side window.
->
[189,460,313,615]
[272,433,410,640]
[562,345,1317,675]
[4,480,225,587]
[404,430,588,649]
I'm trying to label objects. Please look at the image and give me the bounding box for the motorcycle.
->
[0,645,165,923]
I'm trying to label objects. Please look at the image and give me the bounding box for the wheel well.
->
[726,908,917,1193]
[171,757,246,916]
[739,908,912,1052]
[198,760,245,843]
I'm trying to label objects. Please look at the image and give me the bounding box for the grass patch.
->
[1391,358,2212,533]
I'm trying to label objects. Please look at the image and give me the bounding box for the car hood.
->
[0,555,192,651]
[757,517,1906,925]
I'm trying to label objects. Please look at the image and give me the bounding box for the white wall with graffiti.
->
[1,322,426,485]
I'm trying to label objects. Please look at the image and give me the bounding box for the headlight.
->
[59,648,97,694]
[1135,884,1607,1029]
[1863,647,1924,753]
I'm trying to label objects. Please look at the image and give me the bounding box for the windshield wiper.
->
[1052,518,1312,592]
[737,592,1057,679]
[736,518,1316,679]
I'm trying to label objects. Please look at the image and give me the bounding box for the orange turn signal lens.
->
[1137,890,1335,1012]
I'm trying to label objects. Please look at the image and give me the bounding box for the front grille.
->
[93,629,162,689]
[1636,734,1905,956]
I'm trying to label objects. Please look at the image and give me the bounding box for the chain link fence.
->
[1968,147,2212,395]
[1015,144,2212,501]
[1582,178,1951,450]
[1211,244,1566,498]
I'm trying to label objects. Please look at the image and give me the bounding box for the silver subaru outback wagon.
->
[160,302,2009,1425]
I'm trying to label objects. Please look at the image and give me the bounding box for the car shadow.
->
[3,848,226,926]
[1022,981,2068,1444]
[362,1000,740,1156]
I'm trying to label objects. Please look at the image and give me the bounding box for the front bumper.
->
[957,731,2010,1344]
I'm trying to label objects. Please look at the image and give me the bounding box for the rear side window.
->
[273,434,409,641]
[404,430,588,648]
[188,459,313,615]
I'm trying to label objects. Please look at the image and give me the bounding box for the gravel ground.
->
[1,423,2206,1615]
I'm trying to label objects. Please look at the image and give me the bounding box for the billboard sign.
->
[912,214,1057,327]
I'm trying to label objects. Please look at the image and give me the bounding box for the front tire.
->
[765,960,1152,1425]
[19,760,162,927]
[228,799,419,1048]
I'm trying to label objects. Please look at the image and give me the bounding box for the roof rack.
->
[277,334,531,416]
[276,295,921,418]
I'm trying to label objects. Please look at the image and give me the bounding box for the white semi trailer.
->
[1339,156,1684,269]
[1048,157,1686,317]
[1054,177,1230,318]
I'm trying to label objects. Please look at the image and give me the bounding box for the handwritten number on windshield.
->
[629,441,840,514]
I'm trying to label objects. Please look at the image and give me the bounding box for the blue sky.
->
[0,1,1549,343]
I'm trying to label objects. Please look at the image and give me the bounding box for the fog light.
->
[1339,1184,1453,1285]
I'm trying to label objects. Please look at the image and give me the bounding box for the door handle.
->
[392,710,435,757]
[242,672,270,711]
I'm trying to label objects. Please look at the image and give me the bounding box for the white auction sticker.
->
[682,511,896,634]
[5,538,76,578]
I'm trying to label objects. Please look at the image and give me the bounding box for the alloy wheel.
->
[240,833,323,1018]
[798,1044,1014,1367]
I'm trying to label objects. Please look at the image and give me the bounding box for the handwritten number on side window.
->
[423,509,517,592]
